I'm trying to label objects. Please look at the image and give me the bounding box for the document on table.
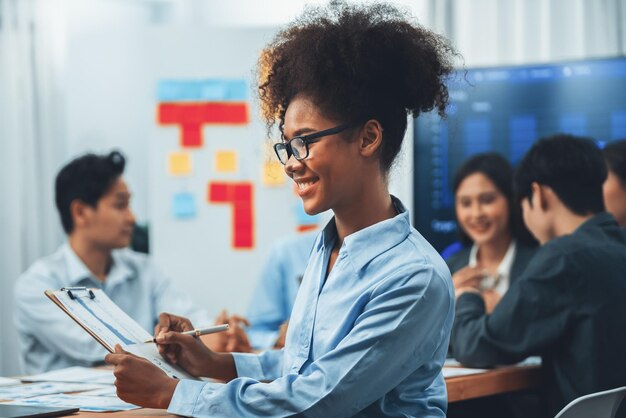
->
[0,382,108,400]
[6,394,139,412]
[444,356,542,369]
[0,377,20,387]
[442,367,488,378]
[45,288,198,380]
[22,366,114,385]
[78,386,118,397]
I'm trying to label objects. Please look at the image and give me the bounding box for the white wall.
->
[64,0,155,222]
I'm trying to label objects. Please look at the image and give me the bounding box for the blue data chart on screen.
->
[414,56,626,252]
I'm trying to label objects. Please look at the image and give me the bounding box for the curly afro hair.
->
[258,2,458,172]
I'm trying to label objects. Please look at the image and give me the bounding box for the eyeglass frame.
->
[273,123,358,165]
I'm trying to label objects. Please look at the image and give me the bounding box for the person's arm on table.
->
[451,249,573,367]
[107,269,453,417]
[105,313,239,408]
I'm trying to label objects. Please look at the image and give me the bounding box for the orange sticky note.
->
[168,152,192,175]
[215,150,237,173]
[262,161,286,186]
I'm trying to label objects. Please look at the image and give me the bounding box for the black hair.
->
[603,139,626,185]
[257,2,458,173]
[514,134,607,216]
[453,153,535,247]
[55,151,126,234]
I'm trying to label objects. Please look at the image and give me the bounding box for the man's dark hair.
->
[55,151,126,234]
[257,3,458,173]
[603,139,626,185]
[453,152,535,246]
[514,134,607,216]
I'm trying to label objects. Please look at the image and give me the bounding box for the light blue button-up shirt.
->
[246,231,317,349]
[168,197,454,417]
[14,243,207,374]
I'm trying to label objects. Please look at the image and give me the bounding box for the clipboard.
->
[45,287,198,380]
[45,288,114,352]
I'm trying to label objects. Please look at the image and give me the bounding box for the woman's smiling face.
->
[282,96,363,216]
[455,172,511,246]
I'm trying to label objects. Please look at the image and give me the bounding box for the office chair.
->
[554,386,626,418]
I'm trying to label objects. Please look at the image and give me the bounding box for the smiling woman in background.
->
[446,153,536,313]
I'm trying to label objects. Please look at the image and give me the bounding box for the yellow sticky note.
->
[215,150,237,173]
[262,161,286,186]
[168,152,192,175]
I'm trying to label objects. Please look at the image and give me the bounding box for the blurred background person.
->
[446,153,537,313]
[603,140,626,227]
[204,230,318,353]
[14,151,208,373]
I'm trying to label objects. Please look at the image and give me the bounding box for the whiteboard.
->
[144,27,324,317]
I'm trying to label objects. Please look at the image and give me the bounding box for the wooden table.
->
[72,364,541,417]
[446,364,541,403]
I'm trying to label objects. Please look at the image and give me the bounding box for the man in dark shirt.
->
[450,134,626,417]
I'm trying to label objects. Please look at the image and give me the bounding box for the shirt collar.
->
[468,239,517,291]
[62,242,96,286]
[62,242,134,287]
[318,196,411,273]
[496,240,517,277]
[468,239,517,276]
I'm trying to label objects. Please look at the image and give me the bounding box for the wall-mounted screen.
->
[413,56,626,252]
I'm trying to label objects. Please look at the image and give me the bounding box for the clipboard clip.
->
[61,287,96,300]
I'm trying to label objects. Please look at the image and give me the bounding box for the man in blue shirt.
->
[245,231,317,350]
[207,231,318,353]
[14,151,206,374]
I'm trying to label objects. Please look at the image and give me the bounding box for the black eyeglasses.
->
[273,123,356,165]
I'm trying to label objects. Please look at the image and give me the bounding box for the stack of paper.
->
[442,367,488,378]
[21,366,114,385]
[0,366,139,412]
[0,377,20,387]
[0,382,108,401]
[6,394,138,413]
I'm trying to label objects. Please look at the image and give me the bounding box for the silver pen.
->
[143,323,229,343]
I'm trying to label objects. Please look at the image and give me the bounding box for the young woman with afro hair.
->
[107,4,459,417]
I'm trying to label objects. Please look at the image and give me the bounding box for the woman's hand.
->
[154,313,194,364]
[105,345,179,409]
[156,330,238,381]
[452,266,486,292]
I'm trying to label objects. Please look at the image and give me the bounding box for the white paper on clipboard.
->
[45,287,198,381]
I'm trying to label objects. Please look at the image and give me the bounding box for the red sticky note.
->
[158,102,249,148]
[209,183,229,202]
[208,182,254,249]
